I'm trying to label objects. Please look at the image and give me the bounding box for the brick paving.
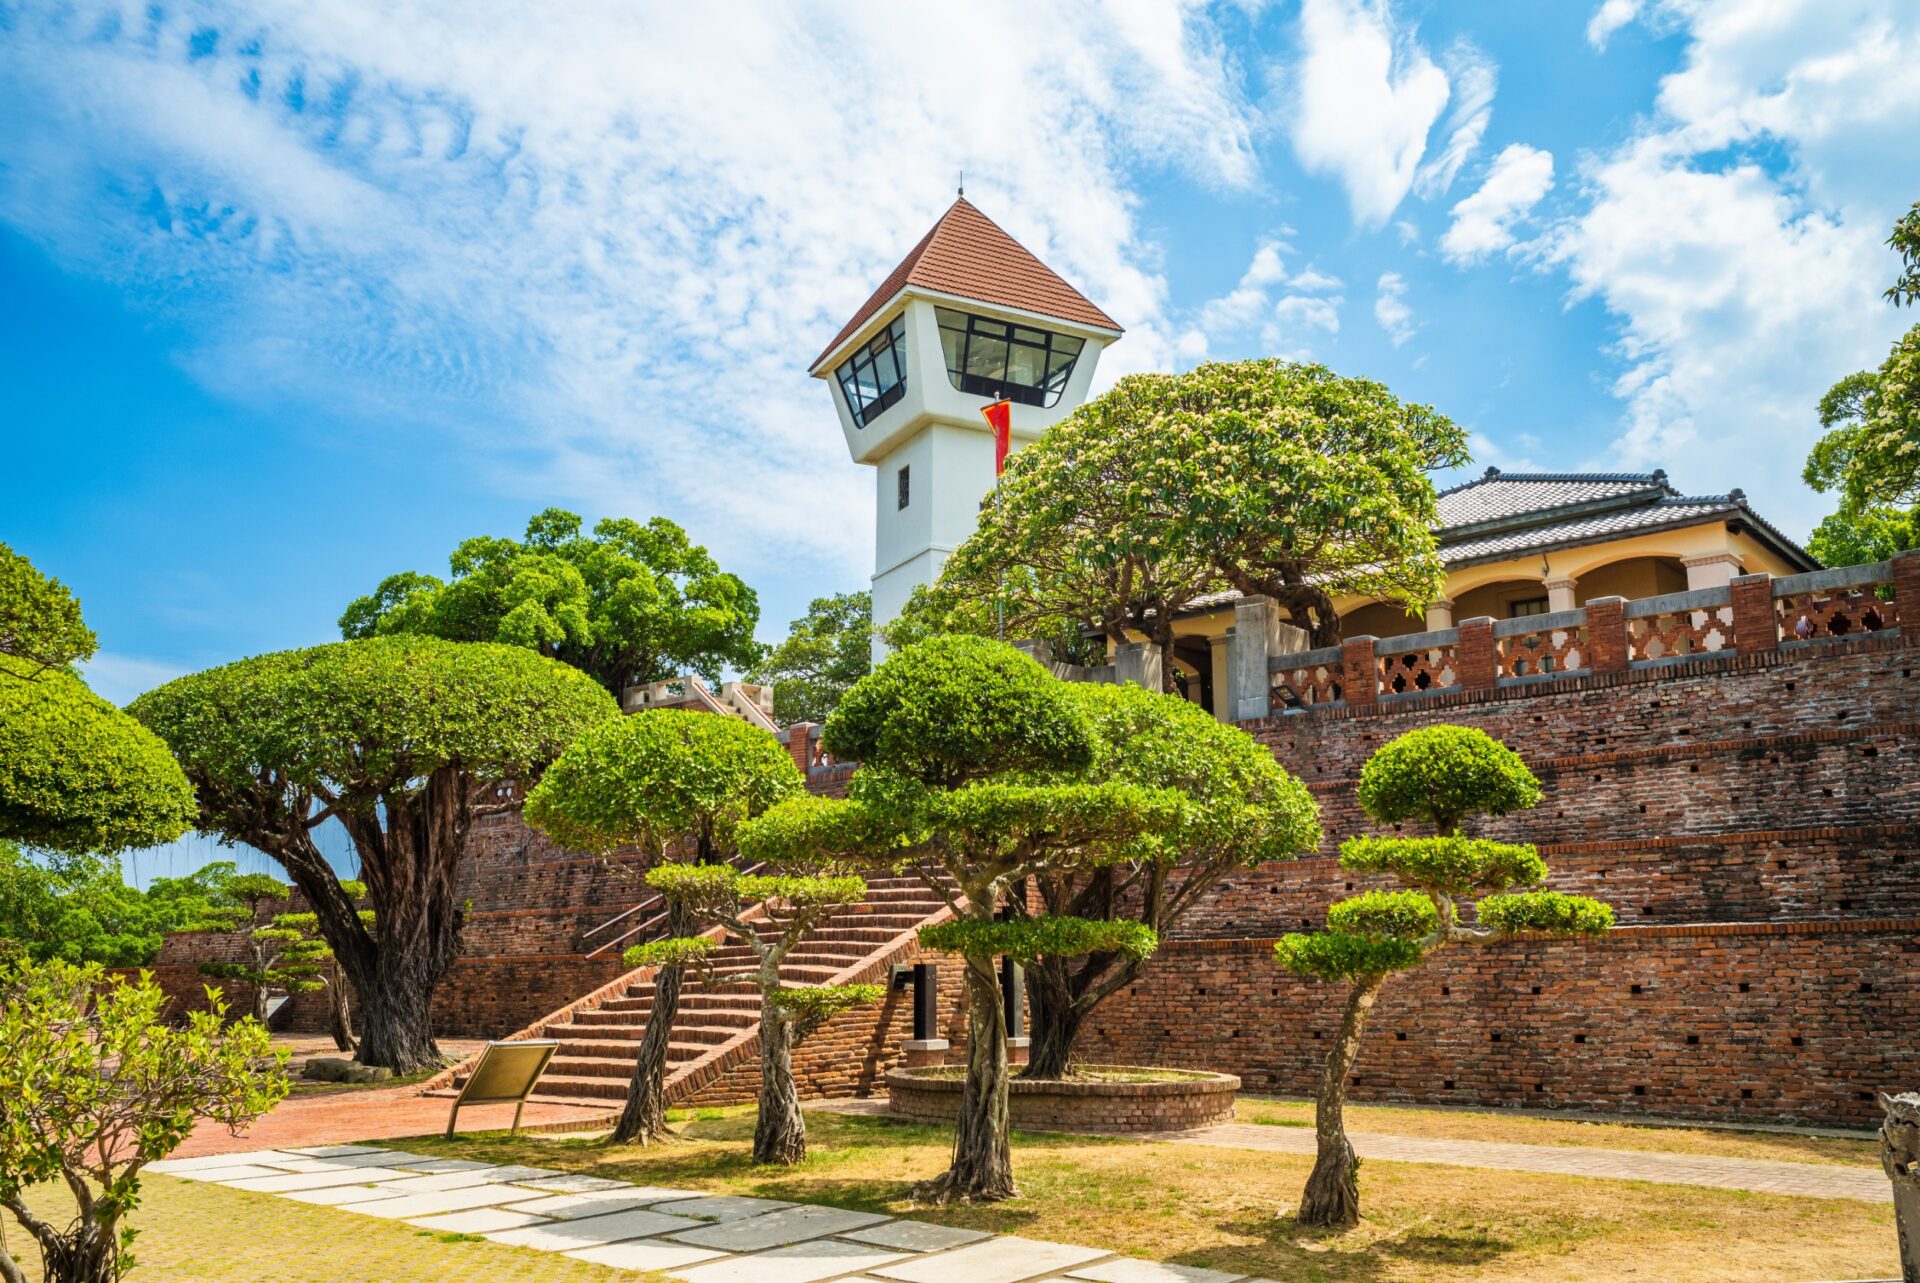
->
[811,1099,1891,1202]
[147,1146,1279,1283]
[172,1085,615,1158]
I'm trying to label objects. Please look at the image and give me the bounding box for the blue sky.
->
[4,1,1919,881]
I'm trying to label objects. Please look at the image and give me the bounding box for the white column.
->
[1424,598,1455,630]
[1682,553,1744,591]
[1545,578,1578,612]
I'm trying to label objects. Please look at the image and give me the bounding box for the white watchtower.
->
[809,197,1123,659]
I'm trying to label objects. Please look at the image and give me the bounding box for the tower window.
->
[935,308,1083,408]
[836,314,909,428]
[897,465,910,510]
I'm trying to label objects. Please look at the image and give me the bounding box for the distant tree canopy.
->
[1806,504,1917,568]
[1804,201,1920,518]
[339,508,762,699]
[0,847,242,968]
[0,542,96,677]
[914,360,1467,674]
[747,591,872,725]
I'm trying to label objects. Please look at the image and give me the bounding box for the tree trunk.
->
[327,972,356,1053]
[1882,1092,1920,1283]
[753,1007,807,1165]
[30,1220,117,1283]
[914,954,1016,1204]
[610,899,697,1146]
[1022,957,1083,1081]
[1298,975,1385,1229]
[352,953,442,1074]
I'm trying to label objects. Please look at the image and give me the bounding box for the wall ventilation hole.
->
[1777,859,1790,871]
[1839,900,1854,911]
[1741,1088,1754,1099]
[1444,1080,1456,1090]
[1689,764,1699,774]
[1864,746,1879,758]
[1861,1092,1876,1102]
[1791,1036,1805,1047]
[1823,788,1834,797]
[1739,982,1751,993]
[1574,1034,1587,1044]
[1490,1033,1501,1042]
[1633,1085,1647,1096]
[1441,986,1451,996]
[1686,1034,1699,1045]
[1630,984,1643,994]
[1531,985,1542,995]
[1395,1032,1407,1042]
[1535,1083,1545,1093]
[1860,982,1875,993]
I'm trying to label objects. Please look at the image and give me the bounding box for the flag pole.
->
[982,400,1013,642]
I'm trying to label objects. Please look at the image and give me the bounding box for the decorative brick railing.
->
[1249,550,1917,717]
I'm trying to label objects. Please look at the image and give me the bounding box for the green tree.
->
[524,708,804,1144]
[1276,726,1614,1228]
[0,846,184,967]
[339,509,762,699]
[194,873,330,1026]
[0,543,96,679]
[271,879,372,1053]
[1021,682,1321,1079]
[919,361,1467,684]
[1804,202,1920,515]
[629,865,882,1164]
[738,637,1185,1202]
[746,591,871,725]
[0,960,287,1283]
[131,637,616,1073]
[1806,503,1917,582]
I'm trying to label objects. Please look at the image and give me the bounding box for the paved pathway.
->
[148,1145,1271,1283]
[813,1100,1890,1203]
[173,1087,615,1158]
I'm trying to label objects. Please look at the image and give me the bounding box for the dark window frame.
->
[835,314,909,428]
[897,464,910,510]
[934,307,1084,408]
[1508,596,1550,618]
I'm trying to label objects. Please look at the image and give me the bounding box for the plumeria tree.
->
[523,708,804,1145]
[132,637,616,1073]
[1276,726,1614,1228]
[1019,682,1320,1079]
[0,961,286,1283]
[627,864,882,1164]
[920,360,1467,681]
[739,636,1185,1202]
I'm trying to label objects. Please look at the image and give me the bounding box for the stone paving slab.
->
[149,1150,302,1174]
[408,1206,555,1234]
[1160,1122,1892,1202]
[485,1207,707,1251]
[676,1238,911,1283]
[219,1167,420,1194]
[670,1204,892,1252]
[284,1183,412,1206]
[350,1185,552,1219]
[163,1163,292,1183]
[1066,1259,1249,1283]
[564,1240,728,1272]
[284,1144,391,1157]
[512,1190,707,1220]
[650,1195,798,1222]
[874,1235,1112,1283]
[359,1169,511,1195]
[514,1174,635,1194]
[841,1221,994,1251]
[398,1158,499,1174]
[271,1151,425,1172]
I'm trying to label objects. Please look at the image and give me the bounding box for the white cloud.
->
[1374,271,1414,346]
[1287,0,1454,226]
[1195,238,1344,357]
[1545,0,1920,534]
[0,2,1263,588]
[1414,41,1499,199]
[1442,143,1555,263]
[1586,0,1646,50]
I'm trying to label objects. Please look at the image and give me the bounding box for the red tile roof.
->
[810,197,1123,372]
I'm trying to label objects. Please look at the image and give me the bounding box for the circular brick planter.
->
[885,1065,1239,1133]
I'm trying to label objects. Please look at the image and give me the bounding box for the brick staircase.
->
[430,874,953,1113]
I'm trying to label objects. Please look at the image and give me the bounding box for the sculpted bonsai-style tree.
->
[629,864,883,1164]
[195,873,325,1025]
[1277,726,1614,1228]
[739,636,1184,1202]
[917,360,1467,679]
[1021,682,1321,1079]
[132,637,616,1073]
[270,879,372,1053]
[340,508,762,699]
[0,961,287,1283]
[524,708,805,1145]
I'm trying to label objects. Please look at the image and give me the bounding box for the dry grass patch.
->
[1234,1096,1880,1167]
[392,1106,1897,1283]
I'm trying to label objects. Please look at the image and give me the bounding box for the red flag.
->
[981,399,1013,476]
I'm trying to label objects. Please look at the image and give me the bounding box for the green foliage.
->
[1059,681,1321,867]
[0,657,197,857]
[880,579,1108,669]
[918,916,1158,965]
[1325,890,1438,939]
[525,707,803,856]
[823,635,1095,787]
[734,873,867,910]
[924,359,1468,652]
[917,780,1186,867]
[1274,931,1427,982]
[1477,891,1615,936]
[767,983,884,1022]
[224,873,292,905]
[1339,836,1547,896]
[1806,503,1917,568]
[1888,199,1920,307]
[735,793,907,867]
[0,937,22,972]
[0,846,243,967]
[0,542,96,675]
[339,507,761,696]
[0,960,287,1281]
[622,935,718,969]
[747,591,871,725]
[1355,725,1542,833]
[133,636,615,848]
